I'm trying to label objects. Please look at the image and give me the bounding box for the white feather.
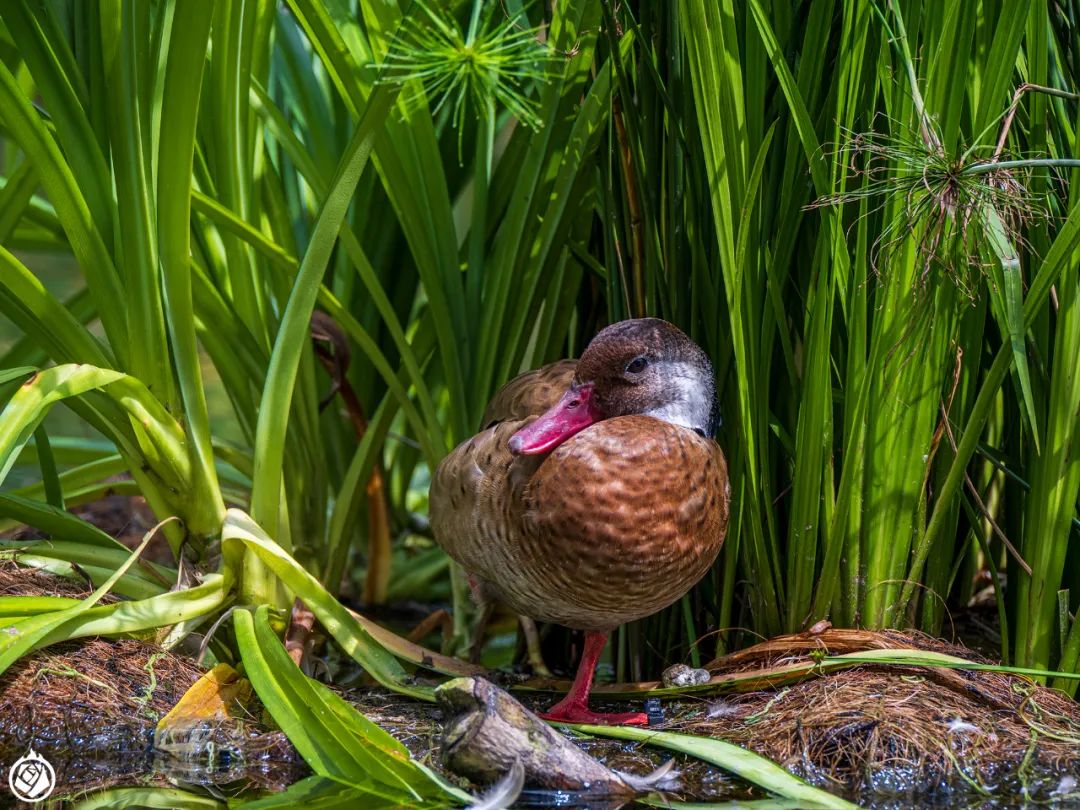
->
[644,360,712,433]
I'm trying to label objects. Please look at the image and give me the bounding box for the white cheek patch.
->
[643,361,711,432]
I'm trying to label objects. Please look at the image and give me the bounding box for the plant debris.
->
[669,629,1080,803]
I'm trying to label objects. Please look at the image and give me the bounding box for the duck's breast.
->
[431,389,729,633]
[510,415,729,630]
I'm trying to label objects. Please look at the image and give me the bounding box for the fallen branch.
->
[436,677,676,794]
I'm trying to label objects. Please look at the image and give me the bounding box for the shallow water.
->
[16,745,1078,809]
[0,720,305,807]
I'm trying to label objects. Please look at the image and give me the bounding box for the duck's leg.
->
[469,601,495,664]
[519,616,552,677]
[538,631,648,726]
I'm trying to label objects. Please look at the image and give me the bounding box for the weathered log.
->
[436,677,675,795]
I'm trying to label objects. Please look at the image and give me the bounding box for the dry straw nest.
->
[670,628,1080,799]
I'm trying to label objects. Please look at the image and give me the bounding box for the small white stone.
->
[661,663,711,688]
[1051,775,1077,797]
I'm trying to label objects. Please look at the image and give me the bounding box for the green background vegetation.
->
[0,0,1078,802]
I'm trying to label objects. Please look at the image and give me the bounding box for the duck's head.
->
[509,318,717,456]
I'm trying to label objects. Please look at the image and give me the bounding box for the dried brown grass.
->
[2,561,1078,803]
[674,629,1080,798]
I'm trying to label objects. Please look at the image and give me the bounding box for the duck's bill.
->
[508,383,599,455]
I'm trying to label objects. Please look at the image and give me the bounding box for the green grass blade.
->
[234,605,458,803]
[31,425,63,510]
[1014,250,1080,672]
[0,491,130,550]
[0,246,113,367]
[65,573,227,639]
[0,365,124,487]
[0,52,127,355]
[157,0,224,539]
[249,85,395,542]
[232,775,424,810]
[679,0,782,635]
[981,203,1040,451]
[574,725,857,809]
[904,189,1080,611]
[0,521,159,677]
[107,0,174,409]
[70,787,223,810]
[1,0,113,240]
[0,159,39,241]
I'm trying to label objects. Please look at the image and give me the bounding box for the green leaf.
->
[32,424,63,510]
[0,246,113,367]
[0,519,162,677]
[71,786,223,810]
[981,203,1039,451]
[0,491,130,549]
[0,45,127,354]
[249,84,396,543]
[0,365,124,487]
[234,606,461,804]
[574,725,857,809]
[157,0,224,539]
[221,509,429,699]
[232,775,416,810]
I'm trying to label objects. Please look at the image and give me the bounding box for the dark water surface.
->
[13,749,1078,809]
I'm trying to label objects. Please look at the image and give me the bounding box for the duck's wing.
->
[481,359,577,427]
[430,361,576,586]
[429,419,542,586]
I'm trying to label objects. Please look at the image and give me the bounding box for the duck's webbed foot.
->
[539,695,648,727]
[537,630,649,726]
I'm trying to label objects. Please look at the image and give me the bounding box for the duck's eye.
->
[625,356,648,374]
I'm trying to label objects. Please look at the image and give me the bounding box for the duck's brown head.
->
[509,318,717,455]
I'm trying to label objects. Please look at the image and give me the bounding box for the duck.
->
[430,318,730,725]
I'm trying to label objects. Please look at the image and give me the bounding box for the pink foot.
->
[539,697,648,726]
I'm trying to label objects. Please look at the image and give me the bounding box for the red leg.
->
[538,631,648,726]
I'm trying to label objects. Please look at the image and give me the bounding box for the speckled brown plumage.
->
[480,359,577,427]
[431,319,729,724]
[431,360,729,632]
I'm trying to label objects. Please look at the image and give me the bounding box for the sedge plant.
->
[0,0,1078,801]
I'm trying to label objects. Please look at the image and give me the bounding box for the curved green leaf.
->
[222,508,428,699]
[575,726,857,809]
[249,85,396,541]
[234,606,460,804]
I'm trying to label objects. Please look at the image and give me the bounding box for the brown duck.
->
[430,318,730,724]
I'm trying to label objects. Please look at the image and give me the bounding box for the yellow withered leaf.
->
[155,662,253,733]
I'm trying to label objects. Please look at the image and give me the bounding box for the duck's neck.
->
[643,360,716,437]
